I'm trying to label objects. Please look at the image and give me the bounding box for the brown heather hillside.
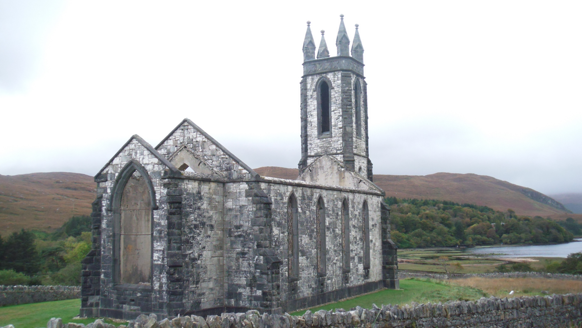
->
[1,169,579,236]
[255,167,581,220]
[0,172,94,236]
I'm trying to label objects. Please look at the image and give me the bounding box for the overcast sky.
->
[1,0,581,195]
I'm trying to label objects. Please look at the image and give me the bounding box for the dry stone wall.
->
[13,293,582,328]
[400,271,582,281]
[0,285,80,307]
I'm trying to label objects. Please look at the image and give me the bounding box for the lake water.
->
[465,238,582,258]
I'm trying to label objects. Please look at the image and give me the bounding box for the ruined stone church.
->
[81,16,398,320]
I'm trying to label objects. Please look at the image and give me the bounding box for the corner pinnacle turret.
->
[302,21,316,61]
[317,30,330,59]
[351,24,364,63]
[336,14,350,56]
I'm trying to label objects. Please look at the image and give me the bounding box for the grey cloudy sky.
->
[1,0,581,195]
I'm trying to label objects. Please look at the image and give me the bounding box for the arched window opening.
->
[355,80,362,138]
[316,197,326,276]
[288,194,299,281]
[363,201,370,278]
[178,163,195,173]
[115,170,152,285]
[170,149,213,175]
[318,81,331,135]
[341,198,350,274]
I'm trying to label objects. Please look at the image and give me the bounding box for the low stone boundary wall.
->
[399,271,582,280]
[16,293,582,328]
[0,285,80,307]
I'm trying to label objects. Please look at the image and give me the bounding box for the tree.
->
[0,235,5,270]
[453,221,465,243]
[437,256,463,277]
[4,229,39,276]
[557,252,582,274]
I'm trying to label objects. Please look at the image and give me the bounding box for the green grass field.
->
[291,279,487,315]
[1,280,485,325]
[0,299,125,328]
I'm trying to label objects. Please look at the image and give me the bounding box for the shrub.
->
[557,252,582,274]
[0,269,30,285]
[496,262,534,273]
[44,263,82,286]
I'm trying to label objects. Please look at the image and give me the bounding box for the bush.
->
[543,261,561,273]
[0,269,30,285]
[44,263,82,286]
[557,252,582,274]
[496,262,534,273]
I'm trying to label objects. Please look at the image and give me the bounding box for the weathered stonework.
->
[81,17,398,320]
[45,293,582,328]
[0,286,80,307]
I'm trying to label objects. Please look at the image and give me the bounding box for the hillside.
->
[550,193,582,214]
[255,167,576,219]
[0,173,94,236]
[0,168,578,236]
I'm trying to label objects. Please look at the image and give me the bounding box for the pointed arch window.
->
[316,197,326,276]
[355,80,362,138]
[341,198,350,273]
[111,162,154,285]
[363,201,370,277]
[318,81,331,135]
[288,194,299,281]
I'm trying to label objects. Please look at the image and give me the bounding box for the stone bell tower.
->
[298,15,373,181]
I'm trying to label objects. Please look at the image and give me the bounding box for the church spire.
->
[336,14,350,56]
[303,21,316,61]
[351,24,364,63]
[317,30,330,59]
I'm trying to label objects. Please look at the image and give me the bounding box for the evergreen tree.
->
[4,229,39,276]
[0,235,5,270]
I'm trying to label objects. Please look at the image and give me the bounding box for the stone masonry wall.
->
[305,72,344,165]
[156,121,254,181]
[83,137,175,319]
[180,179,226,314]
[0,285,80,307]
[260,180,384,313]
[302,66,369,179]
[28,293,582,328]
[351,76,367,166]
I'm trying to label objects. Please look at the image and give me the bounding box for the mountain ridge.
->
[255,167,572,218]
[549,193,582,214]
[0,169,578,236]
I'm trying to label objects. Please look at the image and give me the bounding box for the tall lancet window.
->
[113,168,153,285]
[341,198,350,273]
[355,80,362,138]
[362,201,371,277]
[318,81,331,135]
[316,197,327,276]
[288,194,299,281]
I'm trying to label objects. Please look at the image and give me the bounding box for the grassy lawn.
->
[291,279,488,315]
[0,299,126,328]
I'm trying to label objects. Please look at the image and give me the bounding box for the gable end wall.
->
[156,123,254,180]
